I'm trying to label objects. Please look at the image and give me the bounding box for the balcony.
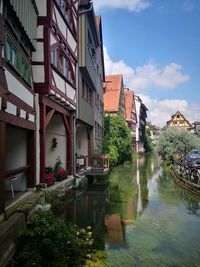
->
[76,155,110,176]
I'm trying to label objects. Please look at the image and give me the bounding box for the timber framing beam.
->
[0,122,5,215]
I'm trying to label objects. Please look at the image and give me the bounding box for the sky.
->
[93,0,200,127]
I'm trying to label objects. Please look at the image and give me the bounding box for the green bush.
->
[12,210,94,267]
[103,115,132,166]
[156,127,200,163]
[144,128,154,152]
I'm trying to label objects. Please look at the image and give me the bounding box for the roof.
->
[167,111,192,128]
[104,75,123,113]
[125,90,135,120]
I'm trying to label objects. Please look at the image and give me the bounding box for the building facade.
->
[0,0,38,217]
[135,95,148,152]
[104,74,125,118]
[166,111,192,131]
[124,89,137,152]
[33,0,78,181]
[77,0,104,170]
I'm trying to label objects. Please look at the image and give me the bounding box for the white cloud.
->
[138,94,200,127]
[104,46,197,127]
[104,46,190,90]
[93,0,150,12]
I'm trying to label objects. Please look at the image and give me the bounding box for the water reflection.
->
[62,153,200,266]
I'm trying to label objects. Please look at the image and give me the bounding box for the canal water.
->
[61,154,200,267]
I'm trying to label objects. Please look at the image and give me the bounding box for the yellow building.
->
[166,111,192,131]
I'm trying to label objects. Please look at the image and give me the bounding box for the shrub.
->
[103,115,132,166]
[12,210,94,267]
[156,127,200,163]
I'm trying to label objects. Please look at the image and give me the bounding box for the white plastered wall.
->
[76,126,88,157]
[45,114,67,170]
[5,125,27,192]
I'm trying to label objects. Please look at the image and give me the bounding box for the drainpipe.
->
[72,110,76,175]
[79,1,92,15]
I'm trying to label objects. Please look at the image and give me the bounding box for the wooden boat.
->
[171,165,200,196]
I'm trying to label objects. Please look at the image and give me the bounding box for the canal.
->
[61,153,200,267]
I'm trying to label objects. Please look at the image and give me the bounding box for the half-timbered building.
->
[0,0,38,217]
[166,111,192,131]
[125,89,137,152]
[33,0,78,181]
[135,95,148,153]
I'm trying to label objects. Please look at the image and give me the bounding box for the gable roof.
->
[104,75,123,113]
[125,90,135,121]
[167,111,192,128]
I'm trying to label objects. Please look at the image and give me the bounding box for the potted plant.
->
[44,167,55,186]
[54,158,67,181]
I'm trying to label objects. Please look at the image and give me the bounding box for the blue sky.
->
[93,0,200,126]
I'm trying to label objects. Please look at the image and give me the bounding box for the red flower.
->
[57,168,66,179]
[44,173,54,183]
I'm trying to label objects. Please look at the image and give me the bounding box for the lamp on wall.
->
[51,137,58,150]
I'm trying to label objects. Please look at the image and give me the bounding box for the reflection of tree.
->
[63,184,109,250]
[176,185,200,216]
[157,166,180,202]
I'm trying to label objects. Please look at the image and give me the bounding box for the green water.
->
[63,154,200,267]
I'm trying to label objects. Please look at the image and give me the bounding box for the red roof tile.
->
[104,75,123,113]
[125,90,134,120]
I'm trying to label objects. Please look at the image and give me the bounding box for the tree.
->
[144,128,154,152]
[103,115,132,166]
[156,127,200,163]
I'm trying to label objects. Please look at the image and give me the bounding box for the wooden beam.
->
[0,122,5,214]
[0,110,35,130]
[62,114,70,134]
[5,165,30,178]
[45,108,55,128]
[40,102,46,182]
[41,95,71,117]
[67,117,72,174]
[27,130,36,187]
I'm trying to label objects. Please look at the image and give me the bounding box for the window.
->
[22,58,31,84]
[5,37,31,85]
[6,6,31,55]
[88,31,95,62]
[51,50,57,66]
[82,79,93,106]
[56,0,72,25]
[51,48,75,85]
[6,38,20,72]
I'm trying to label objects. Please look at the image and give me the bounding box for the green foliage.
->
[144,128,154,152]
[156,127,200,163]
[103,115,132,166]
[12,210,94,267]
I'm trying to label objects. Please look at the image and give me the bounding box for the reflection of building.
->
[104,74,125,118]
[105,214,124,245]
[166,111,192,131]
[125,89,137,152]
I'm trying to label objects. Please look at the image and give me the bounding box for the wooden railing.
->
[76,156,88,173]
[76,155,109,175]
[5,165,30,179]
[91,154,109,173]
